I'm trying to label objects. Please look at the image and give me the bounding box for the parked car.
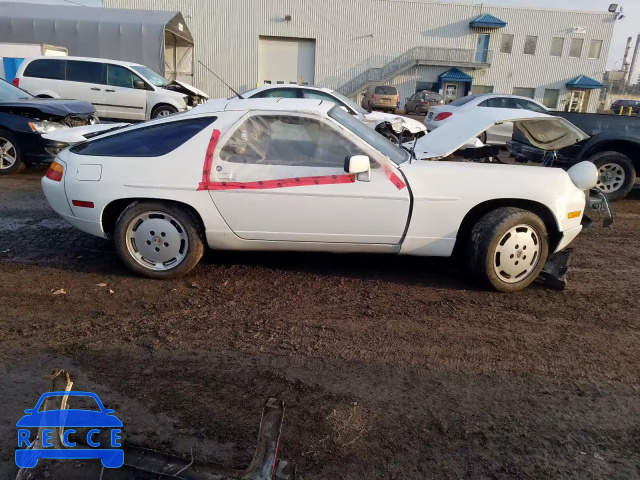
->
[14,56,208,121]
[404,91,444,115]
[0,78,97,174]
[610,99,640,115]
[239,84,425,139]
[42,98,594,291]
[508,111,640,201]
[361,85,399,113]
[425,94,549,145]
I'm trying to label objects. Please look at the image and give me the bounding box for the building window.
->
[416,81,436,92]
[570,38,584,58]
[472,85,494,94]
[513,87,535,99]
[542,88,560,108]
[524,36,538,55]
[500,34,514,54]
[550,37,564,57]
[589,39,603,59]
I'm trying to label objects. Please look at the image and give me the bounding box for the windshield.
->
[329,106,408,165]
[0,79,32,100]
[328,89,367,116]
[131,66,168,87]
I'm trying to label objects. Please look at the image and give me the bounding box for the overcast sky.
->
[2,0,637,69]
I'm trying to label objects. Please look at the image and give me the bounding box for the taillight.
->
[434,112,453,121]
[397,95,400,103]
[419,99,425,104]
[438,100,445,105]
[371,94,375,99]
[45,161,64,182]
[12,77,19,87]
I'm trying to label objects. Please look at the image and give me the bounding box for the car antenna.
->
[198,61,244,99]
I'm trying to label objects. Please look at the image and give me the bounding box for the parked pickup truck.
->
[508,111,640,201]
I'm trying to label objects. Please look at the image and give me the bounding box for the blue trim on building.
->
[469,14,507,28]
[566,75,605,89]
[436,68,473,96]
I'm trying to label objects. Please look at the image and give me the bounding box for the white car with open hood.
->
[41,98,596,291]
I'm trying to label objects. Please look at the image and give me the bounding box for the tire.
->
[151,104,178,119]
[0,129,25,175]
[467,207,549,292]
[589,151,636,201]
[113,201,204,279]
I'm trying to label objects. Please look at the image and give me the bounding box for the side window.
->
[23,59,65,80]
[70,117,216,157]
[66,61,104,84]
[301,90,348,109]
[219,115,363,168]
[107,65,140,88]
[514,99,546,113]
[253,88,299,98]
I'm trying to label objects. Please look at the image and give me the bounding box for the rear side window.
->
[478,97,513,108]
[253,88,299,98]
[449,95,480,106]
[71,117,216,157]
[23,59,65,80]
[66,61,104,84]
[374,86,397,95]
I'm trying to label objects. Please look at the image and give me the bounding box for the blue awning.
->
[470,14,507,28]
[438,68,473,83]
[566,75,605,89]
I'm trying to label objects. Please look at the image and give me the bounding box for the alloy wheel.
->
[493,224,541,283]
[0,138,17,170]
[596,163,625,193]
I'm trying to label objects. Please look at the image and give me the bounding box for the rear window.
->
[23,59,65,80]
[66,61,104,84]
[374,86,397,95]
[71,117,216,157]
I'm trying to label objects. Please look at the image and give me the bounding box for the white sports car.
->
[42,98,596,291]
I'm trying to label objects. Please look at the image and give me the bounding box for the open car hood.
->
[408,110,589,160]
[42,123,130,144]
[166,80,209,99]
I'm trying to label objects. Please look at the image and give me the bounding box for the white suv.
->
[14,56,208,121]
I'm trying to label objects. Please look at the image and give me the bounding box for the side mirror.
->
[344,155,371,182]
[133,80,146,90]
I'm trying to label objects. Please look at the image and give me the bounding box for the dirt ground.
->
[1,167,640,479]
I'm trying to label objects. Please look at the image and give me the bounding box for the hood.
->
[0,98,96,116]
[408,110,588,160]
[363,111,426,134]
[43,123,130,144]
[165,80,209,99]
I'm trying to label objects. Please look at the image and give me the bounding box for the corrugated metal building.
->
[103,0,615,113]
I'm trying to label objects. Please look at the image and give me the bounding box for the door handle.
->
[217,173,235,181]
[105,89,116,93]
[90,88,101,91]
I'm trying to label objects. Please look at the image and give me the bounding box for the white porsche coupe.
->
[42,98,597,291]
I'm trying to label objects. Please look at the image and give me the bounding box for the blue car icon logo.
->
[16,391,124,469]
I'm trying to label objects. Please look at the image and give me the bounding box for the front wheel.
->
[467,207,548,292]
[151,105,178,118]
[114,202,204,279]
[589,151,636,201]
[0,130,25,175]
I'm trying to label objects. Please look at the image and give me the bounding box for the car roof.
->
[194,97,331,114]
[23,56,142,68]
[241,84,336,97]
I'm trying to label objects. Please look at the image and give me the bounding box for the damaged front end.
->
[165,80,209,107]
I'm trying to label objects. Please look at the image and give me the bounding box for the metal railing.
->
[338,46,493,95]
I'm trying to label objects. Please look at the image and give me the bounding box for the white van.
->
[14,56,208,120]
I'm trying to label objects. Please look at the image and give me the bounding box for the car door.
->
[206,111,410,244]
[57,60,106,117]
[101,65,147,121]
[405,93,417,113]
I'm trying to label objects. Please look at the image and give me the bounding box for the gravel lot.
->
[1,167,640,479]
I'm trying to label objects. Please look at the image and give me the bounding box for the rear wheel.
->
[0,130,24,175]
[590,151,636,201]
[467,207,548,292]
[114,201,204,279]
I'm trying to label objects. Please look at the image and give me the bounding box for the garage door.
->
[258,36,316,86]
